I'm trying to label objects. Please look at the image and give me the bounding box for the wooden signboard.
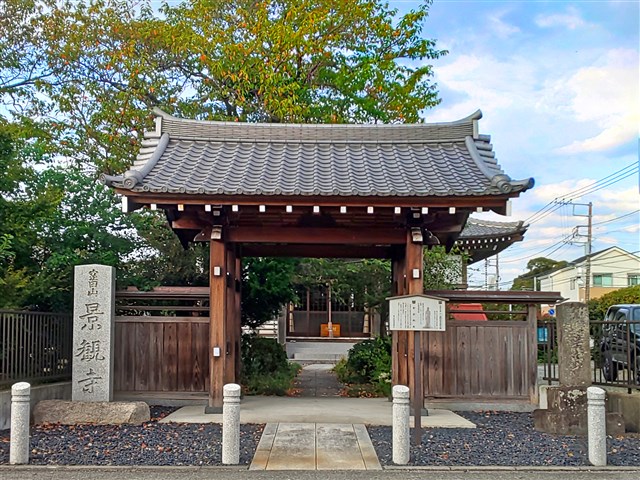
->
[388,294,447,331]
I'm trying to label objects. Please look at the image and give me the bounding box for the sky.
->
[392,0,639,289]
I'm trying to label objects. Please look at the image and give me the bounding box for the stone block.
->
[33,400,150,425]
[533,386,625,435]
[607,392,640,433]
[557,302,591,386]
[72,264,115,402]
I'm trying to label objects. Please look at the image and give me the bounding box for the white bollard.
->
[392,384,410,465]
[222,383,242,465]
[587,386,607,466]
[10,382,31,465]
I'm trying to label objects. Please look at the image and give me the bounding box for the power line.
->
[524,162,638,225]
[592,209,640,227]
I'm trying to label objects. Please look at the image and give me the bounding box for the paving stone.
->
[316,424,365,470]
[266,423,316,470]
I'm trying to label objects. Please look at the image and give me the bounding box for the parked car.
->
[599,304,640,382]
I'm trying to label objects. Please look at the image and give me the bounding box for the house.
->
[538,246,640,302]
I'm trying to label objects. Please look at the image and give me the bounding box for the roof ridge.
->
[149,107,482,144]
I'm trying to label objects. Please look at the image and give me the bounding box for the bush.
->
[334,336,392,397]
[240,334,300,395]
[588,285,640,321]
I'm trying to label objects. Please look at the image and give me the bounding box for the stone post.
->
[10,382,30,465]
[392,384,410,465]
[72,264,116,402]
[587,386,607,466]
[557,302,591,386]
[222,383,241,465]
[534,302,624,435]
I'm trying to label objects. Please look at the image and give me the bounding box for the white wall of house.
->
[539,247,640,302]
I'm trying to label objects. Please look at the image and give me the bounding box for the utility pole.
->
[584,202,593,303]
[568,201,593,303]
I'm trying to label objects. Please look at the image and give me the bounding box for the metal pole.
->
[585,202,593,303]
[327,283,333,338]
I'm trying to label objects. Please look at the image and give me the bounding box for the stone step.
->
[292,352,346,362]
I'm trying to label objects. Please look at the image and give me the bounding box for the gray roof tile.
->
[104,109,534,198]
[459,218,528,239]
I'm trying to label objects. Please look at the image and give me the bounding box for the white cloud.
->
[553,49,639,154]
[427,53,537,123]
[488,11,520,39]
[535,6,588,30]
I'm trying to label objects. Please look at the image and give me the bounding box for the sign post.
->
[388,294,447,446]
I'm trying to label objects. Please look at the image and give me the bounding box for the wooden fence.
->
[420,290,562,403]
[0,310,72,387]
[423,320,536,400]
[114,316,209,394]
[113,287,210,399]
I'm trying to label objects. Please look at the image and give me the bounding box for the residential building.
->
[538,246,640,302]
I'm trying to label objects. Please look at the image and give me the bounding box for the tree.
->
[1,0,447,314]
[511,257,569,291]
[423,246,465,290]
[241,257,298,329]
[16,0,445,173]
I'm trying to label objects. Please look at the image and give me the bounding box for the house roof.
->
[538,246,640,280]
[459,218,527,239]
[102,108,534,199]
[455,217,528,264]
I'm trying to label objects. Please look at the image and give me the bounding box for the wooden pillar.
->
[392,251,408,387]
[224,245,237,385]
[405,230,424,406]
[527,304,539,404]
[208,238,227,412]
[234,250,242,382]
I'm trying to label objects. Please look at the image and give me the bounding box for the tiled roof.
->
[103,108,534,198]
[459,218,527,239]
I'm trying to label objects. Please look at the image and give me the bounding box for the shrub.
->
[240,334,300,395]
[334,336,392,397]
[588,285,640,321]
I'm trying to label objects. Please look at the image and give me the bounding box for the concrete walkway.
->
[294,364,343,397]
[250,423,381,470]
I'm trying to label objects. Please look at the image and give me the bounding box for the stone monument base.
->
[533,386,624,435]
[33,400,150,425]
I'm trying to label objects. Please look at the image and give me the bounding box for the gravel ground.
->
[368,411,640,467]
[3,408,640,467]
[0,406,264,466]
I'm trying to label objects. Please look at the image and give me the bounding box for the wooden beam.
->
[241,244,392,259]
[115,190,519,208]
[172,217,208,230]
[227,226,406,244]
[208,239,226,411]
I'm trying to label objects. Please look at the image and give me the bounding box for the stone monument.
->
[533,302,624,435]
[72,264,115,402]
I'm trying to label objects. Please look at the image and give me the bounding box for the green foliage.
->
[334,336,392,397]
[240,334,300,395]
[295,258,392,322]
[423,246,465,290]
[242,257,298,329]
[0,0,446,313]
[587,285,640,321]
[511,257,569,291]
